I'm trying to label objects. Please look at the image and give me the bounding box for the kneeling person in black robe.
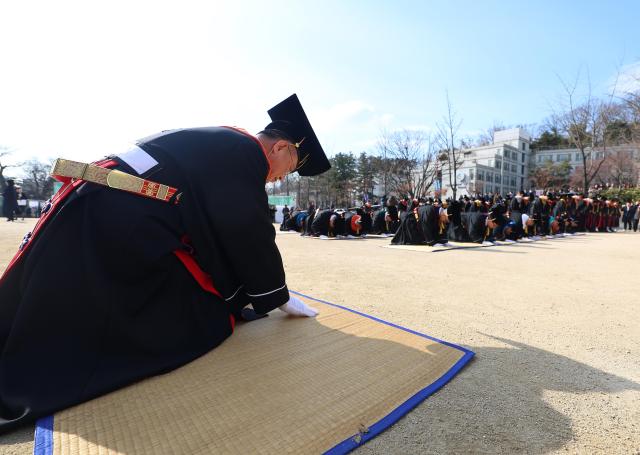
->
[391,206,424,244]
[0,94,330,432]
[310,209,345,237]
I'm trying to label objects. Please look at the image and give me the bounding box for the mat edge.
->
[33,415,53,455]
[289,291,475,455]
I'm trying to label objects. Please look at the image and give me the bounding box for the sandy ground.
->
[1,219,639,454]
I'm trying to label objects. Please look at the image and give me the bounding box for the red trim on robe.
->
[173,247,235,332]
[172,249,223,299]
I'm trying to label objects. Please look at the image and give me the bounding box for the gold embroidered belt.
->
[50,158,178,203]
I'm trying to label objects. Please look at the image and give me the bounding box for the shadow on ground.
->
[356,336,640,454]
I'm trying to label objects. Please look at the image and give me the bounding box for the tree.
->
[0,146,20,191]
[354,152,377,203]
[619,70,640,145]
[529,160,571,191]
[376,129,436,199]
[593,149,639,188]
[435,92,464,200]
[475,121,506,146]
[21,159,55,200]
[530,127,570,150]
[553,72,613,193]
[329,153,357,207]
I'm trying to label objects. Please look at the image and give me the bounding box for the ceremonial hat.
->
[266,94,331,176]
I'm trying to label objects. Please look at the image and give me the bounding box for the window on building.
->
[522,143,525,151]
[503,162,508,170]
[495,186,500,194]
[545,155,553,162]
[521,153,525,162]
[495,160,501,169]
[486,173,493,182]
[511,177,516,187]
[520,177,524,187]
[469,169,474,180]
[521,165,525,174]
[495,175,501,183]
[477,171,484,181]
[486,185,492,193]
[511,164,517,172]
[536,155,542,163]
[575,153,581,161]
[596,151,605,159]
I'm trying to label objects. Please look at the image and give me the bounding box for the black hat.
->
[266,94,331,176]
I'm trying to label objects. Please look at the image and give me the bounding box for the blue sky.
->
[1,0,639,168]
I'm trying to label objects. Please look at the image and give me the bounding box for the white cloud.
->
[610,61,640,95]
[313,100,375,133]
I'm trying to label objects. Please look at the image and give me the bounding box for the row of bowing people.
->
[280,192,625,244]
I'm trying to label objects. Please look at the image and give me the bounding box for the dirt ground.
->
[1,219,639,454]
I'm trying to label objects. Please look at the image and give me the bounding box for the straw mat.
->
[35,293,473,455]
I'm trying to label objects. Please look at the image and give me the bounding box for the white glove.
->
[279,295,319,317]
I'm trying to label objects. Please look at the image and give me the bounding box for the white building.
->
[531,144,640,167]
[439,128,640,196]
[440,128,532,197]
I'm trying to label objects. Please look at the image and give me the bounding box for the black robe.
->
[0,127,290,432]
[447,201,470,242]
[553,200,567,233]
[2,185,18,220]
[465,205,489,243]
[310,209,343,236]
[372,208,398,234]
[282,210,308,232]
[509,198,524,239]
[417,204,442,246]
[359,208,373,235]
[529,198,544,236]
[391,209,424,244]
[575,201,587,232]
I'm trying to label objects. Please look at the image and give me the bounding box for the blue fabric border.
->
[34,415,53,455]
[289,291,475,455]
[32,292,474,455]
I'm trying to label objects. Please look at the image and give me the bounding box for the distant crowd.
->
[2,179,47,222]
[279,192,640,246]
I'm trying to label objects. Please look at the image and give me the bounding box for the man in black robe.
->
[2,179,19,222]
[372,197,400,235]
[489,198,509,241]
[0,94,330,433]
[310,209,345,237]
[465,200,491,244]
[447,199,470,242]
[509,192,525,240]
[552,195,568,235]
[417,202,450,247]
[528,195,544,239]
[391,205,424,245]
[359,203,373,235]
[281,209,309,233]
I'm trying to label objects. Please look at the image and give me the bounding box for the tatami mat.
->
[35,293,473,455]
